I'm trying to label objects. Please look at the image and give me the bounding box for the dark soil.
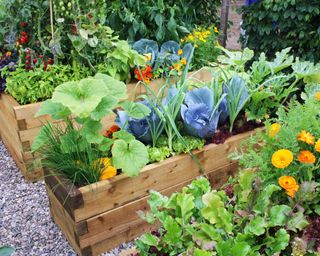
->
[210,117,263,145]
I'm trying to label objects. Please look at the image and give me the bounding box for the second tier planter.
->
[45,129,258,256]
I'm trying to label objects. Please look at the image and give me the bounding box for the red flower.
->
[47,58,54,65]
[33,59,37,64]
[26,55,31,60]
[39,54,44,59]
[134,65,153,83]
[21,31,27,36]
[104,125,120,138]
[21,22,27,27]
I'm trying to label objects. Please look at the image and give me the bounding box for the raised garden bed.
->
[45,129,258,256]
[0,69,212,181]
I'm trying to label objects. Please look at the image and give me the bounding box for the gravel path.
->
[0,140,134,256]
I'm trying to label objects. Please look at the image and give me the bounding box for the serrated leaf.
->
[268,205,291,227]
[176,193,195,222]
[138,233,159,247]
[253,184,280,214]
[244,216,267,236]
[112,139,149,176]
[163,216,182,245]
[265,229,290,255]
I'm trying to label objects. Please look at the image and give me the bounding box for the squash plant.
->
[32,74,149,185]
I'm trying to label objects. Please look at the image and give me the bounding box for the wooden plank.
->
[88,221,154,256]
[13,101,41,120]
[46,185,82,255]
[0,111,23,160]
[73,129,256,222]
[0,98,19,131]
[78,162,238,248]
[0,93,19,118]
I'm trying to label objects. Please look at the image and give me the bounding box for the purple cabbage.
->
[116,100,161,143]
[181,87,225,139]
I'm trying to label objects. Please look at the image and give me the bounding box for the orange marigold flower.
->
[315,139,320,153]
[278,176,299,198]
[271,149,293,168]
[268,123,281,138]
[178,49,183,55]
[180,58,187,65]
[96,158,117,181]
[297,130,315,145]
[298,150,316,164]
[314,92,320,100]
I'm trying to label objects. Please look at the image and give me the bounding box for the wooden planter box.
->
[45,129,257,256]
[0,69,212,181]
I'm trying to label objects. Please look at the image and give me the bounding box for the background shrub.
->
[105,0,221,43]
[241,0,320,62]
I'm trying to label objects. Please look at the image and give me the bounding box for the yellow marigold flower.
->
[96,158,117,181]
[298,150,316,164]
[178,49,183,55]
[144,53,152,61]
[278,176,299,198]
[268,123,281,137]
[271,149,293,169]
[315,139,320,152]
[174,63,181,71]
[297,130,315,145]
[188,35,194,41]
[214,27,219,33]
[180,58,187,65]
[6,51,12,56]
[314,92,320,100]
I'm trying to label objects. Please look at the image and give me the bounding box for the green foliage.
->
[32,74,149,184]
[241,0,320,62]
[210,47,320,122]
[4,65,91,104]
[236,98,320,187]
[136,171,307,255]
[147,146,171,163]
[105,0,221,43]
[0,246,15,256]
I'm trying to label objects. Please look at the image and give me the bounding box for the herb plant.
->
[32,74,149,185]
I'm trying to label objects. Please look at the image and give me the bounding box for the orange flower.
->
[298,150,316,164]
[314,92,320,100]
[268,123,281,137]
[96,158,117,181]
[180,58,187,65]
[104,125,120,138]
[6,51,12,57]
[271,149,294,169]
[297,130,315,145]
[278,176,299,198]
[315,139,320,153]
[178,49,183,55]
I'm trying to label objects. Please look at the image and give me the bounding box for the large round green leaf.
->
[52,78,110,118]
[112,139,149,176]
[94,73,127,100]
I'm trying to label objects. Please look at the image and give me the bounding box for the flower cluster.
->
[134,65,153,83]
[270,125,320,198]
[181,27,217,45]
